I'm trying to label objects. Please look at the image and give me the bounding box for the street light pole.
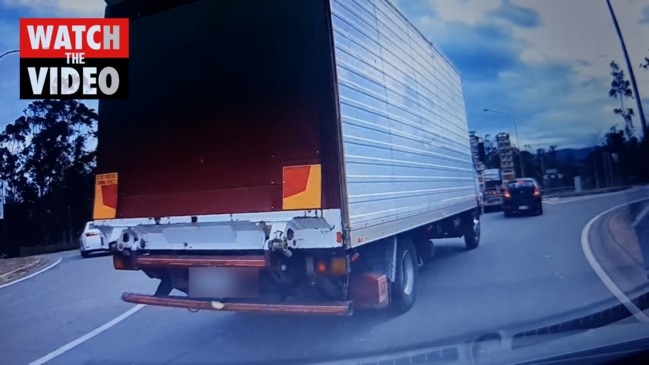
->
[0,49,19,61]
[0,49,19,220]
[606,0,647,136]
[483,108,526,177]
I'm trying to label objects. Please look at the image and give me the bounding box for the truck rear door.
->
[95,0,343,219]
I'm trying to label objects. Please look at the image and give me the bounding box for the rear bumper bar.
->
[134,255,266,268]
[113,254,267,270]
[122,292,352,315]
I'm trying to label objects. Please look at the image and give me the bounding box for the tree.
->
[518,149,537,180]
[604,126,626,153]
[0,100,96,202]
[609,61,635,139]
[0,99,97,255]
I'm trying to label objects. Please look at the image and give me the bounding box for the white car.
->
[79,221,108,258]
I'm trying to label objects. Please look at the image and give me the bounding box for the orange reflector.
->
[113,255,134,270]
[282,164,322,210]
[336,231,343,243]
[330,257,348,275]
[93,173,118,219]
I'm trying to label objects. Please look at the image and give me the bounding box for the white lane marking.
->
[0,258,62,290]
[581,197,649,323]
[29,304,145,365]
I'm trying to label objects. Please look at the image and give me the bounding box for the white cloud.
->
[1,0,104,15]
[395,0,649,147]
[512,0,649,143]
[513,1,610,66]
[511,0,649,97]
[426,0,501,25]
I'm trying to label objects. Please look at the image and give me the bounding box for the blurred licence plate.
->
[189,267,259,298]
[519,205,529,210]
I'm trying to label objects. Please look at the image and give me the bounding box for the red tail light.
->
[503,190,511,199]
[534,188,541,197]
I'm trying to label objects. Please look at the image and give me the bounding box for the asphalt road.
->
[2,187,648,365]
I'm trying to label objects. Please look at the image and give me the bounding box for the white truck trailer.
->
[93,0,481,315]
[482,168,504,210]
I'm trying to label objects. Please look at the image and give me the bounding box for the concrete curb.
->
[581,200,649,322]
[0,257,61,289]
[0,257,42,282]
[607,208,644,267]
[583,198,649,321]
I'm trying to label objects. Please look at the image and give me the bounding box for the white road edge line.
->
[29,304,145,365]
[581,197,649,323]
[0,258,62,290]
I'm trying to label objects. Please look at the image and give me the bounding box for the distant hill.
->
[524,147,592,167]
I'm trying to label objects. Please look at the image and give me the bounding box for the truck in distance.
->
[481,168,504,211]
[92,0,482,316]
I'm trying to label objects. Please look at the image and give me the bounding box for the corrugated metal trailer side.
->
[329,0,477,247]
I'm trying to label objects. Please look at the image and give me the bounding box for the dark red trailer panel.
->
[96,0,343,219]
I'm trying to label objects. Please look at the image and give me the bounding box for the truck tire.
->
[463,216,480,250]
[390,239,418,313]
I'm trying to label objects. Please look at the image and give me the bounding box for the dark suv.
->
[502,178,543,217]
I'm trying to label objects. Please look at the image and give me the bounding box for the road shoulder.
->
[586,200,649,317]
[0,256,58,288]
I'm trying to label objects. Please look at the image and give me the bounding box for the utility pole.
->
[606,0,647,136]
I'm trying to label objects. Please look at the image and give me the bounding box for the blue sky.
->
[1,0,648,150]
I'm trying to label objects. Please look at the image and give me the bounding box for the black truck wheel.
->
[463,215,481,250]
[390,239,418,313]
